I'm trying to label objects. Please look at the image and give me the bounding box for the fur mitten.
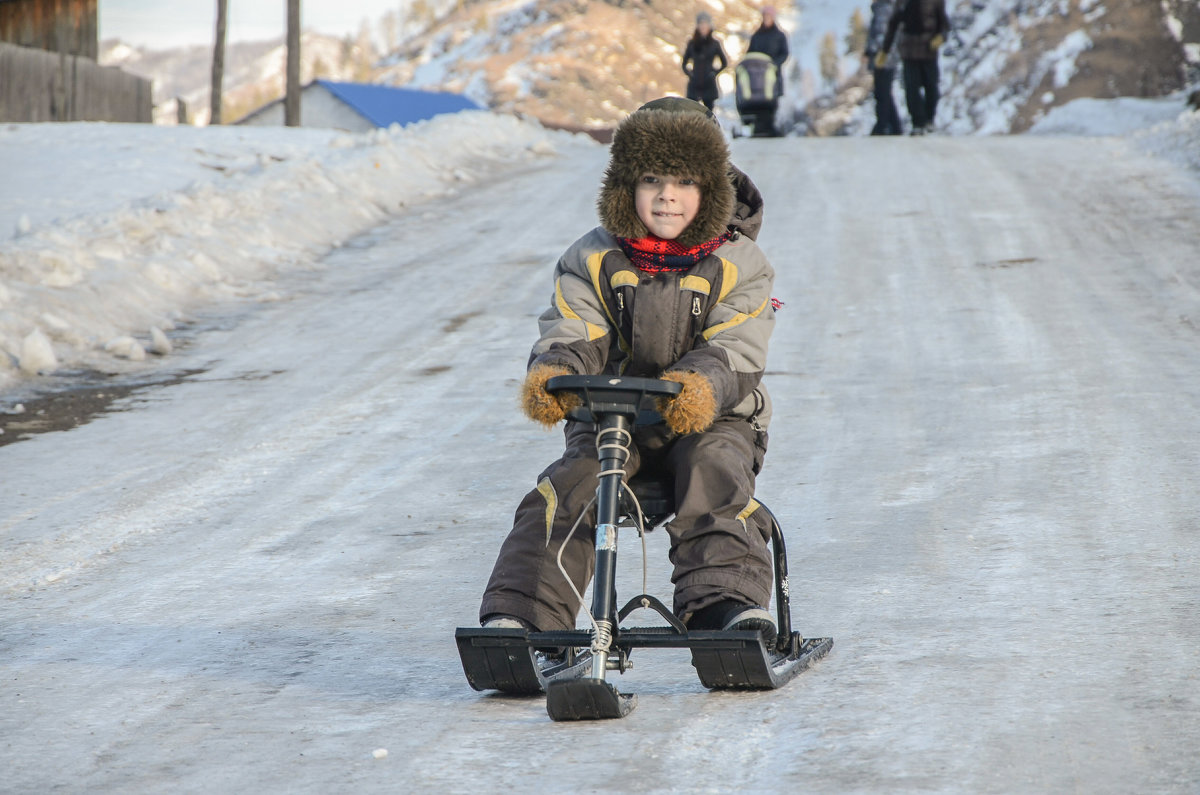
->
[657,370,717,434]
[521,364,580,426]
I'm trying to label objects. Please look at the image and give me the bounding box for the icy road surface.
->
[3,135,1200,793]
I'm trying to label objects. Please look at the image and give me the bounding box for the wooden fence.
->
[0,41,151,122]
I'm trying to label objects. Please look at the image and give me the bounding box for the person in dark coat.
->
[864,0,903,135]
[682,12,729,111]
[878,0,950,134]
[747,5,789,95]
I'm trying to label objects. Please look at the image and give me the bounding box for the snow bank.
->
[1024,94,1200,183]
[1029,95,1191,137]
[0,112,574,394]
[1131,107,1200,177]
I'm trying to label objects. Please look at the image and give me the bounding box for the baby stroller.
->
[735,52,781,137]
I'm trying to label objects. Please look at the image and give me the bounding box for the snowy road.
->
[3,133,1200,793]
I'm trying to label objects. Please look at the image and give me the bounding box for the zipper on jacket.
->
[616,292,625,312]
[691,296,701,316]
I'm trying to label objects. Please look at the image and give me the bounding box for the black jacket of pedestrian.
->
[747,23,789,68]
[683,33,728,104]
[883,0,949,61]
[865,0,900,69]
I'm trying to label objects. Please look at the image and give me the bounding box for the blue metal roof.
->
[315,80,482,128]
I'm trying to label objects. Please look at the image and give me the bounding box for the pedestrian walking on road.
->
[682,12,729,111]
[878,0,950,135]
[864,0,903,135]
[747,5,790,95]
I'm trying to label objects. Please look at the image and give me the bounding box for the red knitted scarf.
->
[617,232,731,273]
[618,232,786,311]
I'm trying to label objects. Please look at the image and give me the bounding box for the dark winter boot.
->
[481,614,534,630]
[687,600,777,646]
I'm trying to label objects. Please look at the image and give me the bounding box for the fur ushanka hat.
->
[597,99,735,248]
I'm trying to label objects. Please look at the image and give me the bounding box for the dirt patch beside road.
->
[0,370,204,447]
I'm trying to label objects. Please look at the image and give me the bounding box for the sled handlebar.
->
[545,375,681,425]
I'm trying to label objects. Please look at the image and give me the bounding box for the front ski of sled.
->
[545,678,637,720]
[689,631,834,690]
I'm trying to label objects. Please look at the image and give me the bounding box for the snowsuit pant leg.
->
[662,419,773,618]
[479,422,642,632]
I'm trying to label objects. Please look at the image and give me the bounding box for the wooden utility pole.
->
[285,0,301,127]
[211,0,228,124]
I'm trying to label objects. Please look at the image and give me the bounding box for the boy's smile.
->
[635,173,701,240]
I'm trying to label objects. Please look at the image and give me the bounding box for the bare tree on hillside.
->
[354,18,375,81]
[845,8,867,57]
[286,0,301,126]
[211,0,228,124]
[382,10,399,53]
[819,31,841,91]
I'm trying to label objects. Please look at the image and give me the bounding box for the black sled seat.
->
[455,375,832,719]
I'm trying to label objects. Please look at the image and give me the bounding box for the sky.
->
[99,0,407,49]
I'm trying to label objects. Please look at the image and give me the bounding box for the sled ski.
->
[546,679,637,721]
[690,631,834,690]
[456,376,833,721]
[454,627,546,694]
[457,620,833,697]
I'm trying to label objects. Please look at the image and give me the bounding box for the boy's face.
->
[634,173,701,241]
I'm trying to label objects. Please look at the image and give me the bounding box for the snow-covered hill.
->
[377,0,1200,134]
[940,0,1200,135]
[376,0,773,131]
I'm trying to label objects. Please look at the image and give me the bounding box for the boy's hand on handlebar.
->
[657,370,717,435]
[521,364,580,426]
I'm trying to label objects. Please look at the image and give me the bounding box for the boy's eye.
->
[679,178,697,186]
[641,175,659,184]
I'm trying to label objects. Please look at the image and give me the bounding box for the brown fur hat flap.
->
[597,106,734,247]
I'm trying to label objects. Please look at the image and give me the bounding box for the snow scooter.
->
[455,375,832,721]
[734,52,782,137]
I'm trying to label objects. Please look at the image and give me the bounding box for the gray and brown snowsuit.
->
[480,106,777,631]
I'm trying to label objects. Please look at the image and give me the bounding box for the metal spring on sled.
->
[592,619,613,653]
[596,426,632,480]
